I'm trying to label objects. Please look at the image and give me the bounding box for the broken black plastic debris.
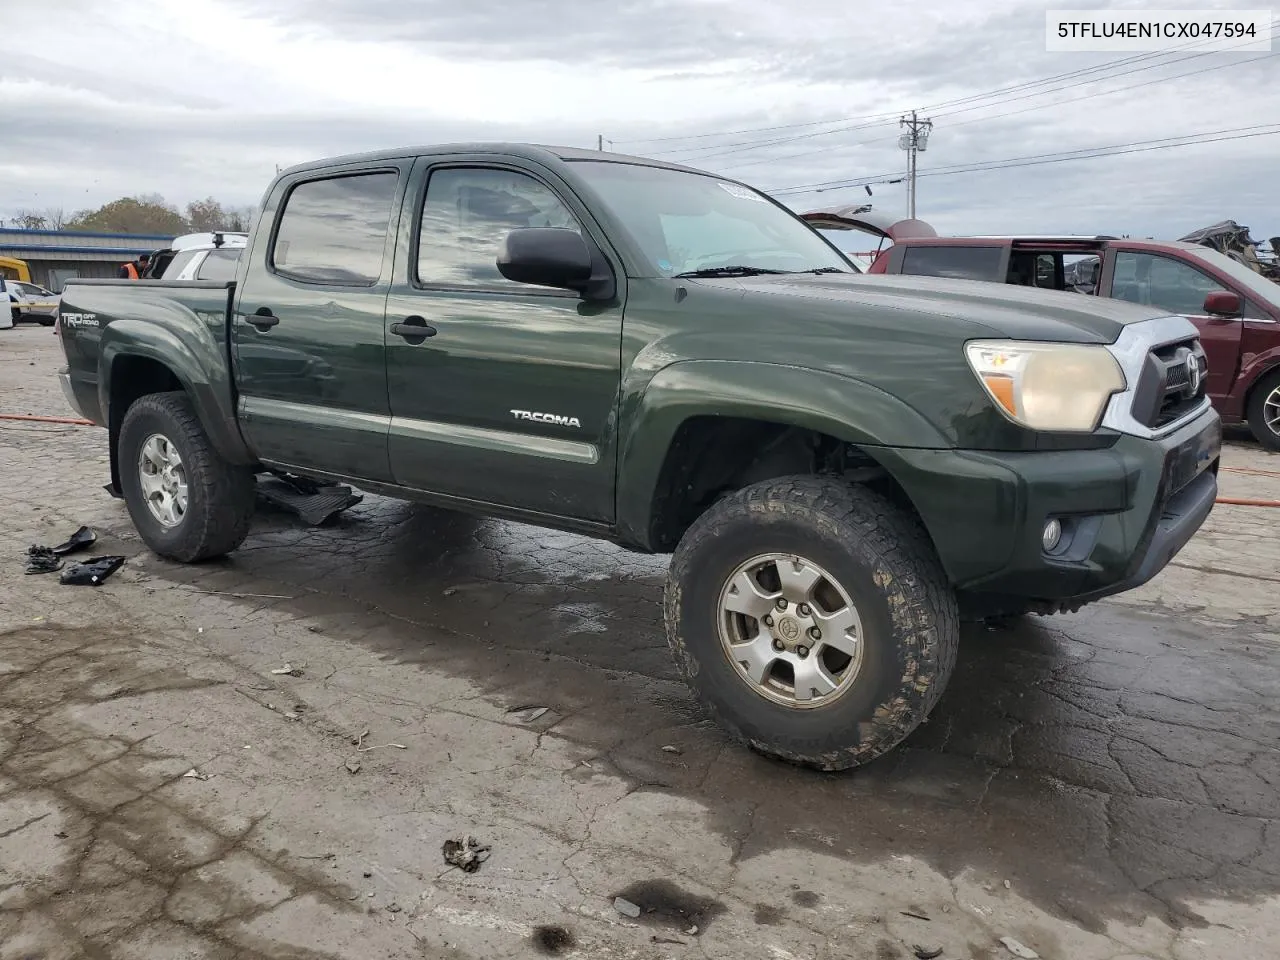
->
[257,472,363,526]
[59,555,126,586]
[52,525,97,555]
[25,545,63,575]
[442,835,491,873]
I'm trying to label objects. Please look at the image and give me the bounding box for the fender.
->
[96,288,255,467]
[1235,342,1280,421]
[614,359,952,549]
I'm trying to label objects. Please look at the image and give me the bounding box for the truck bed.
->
[56,278,239,437]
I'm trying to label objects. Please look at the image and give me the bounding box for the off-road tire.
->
[664,475,959,771]
[9,307,18,324]
[1246,368,1280,452]
[118,391,256,562]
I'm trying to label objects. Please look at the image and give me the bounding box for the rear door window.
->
[271,171,399,286]
[900,245,1003,281]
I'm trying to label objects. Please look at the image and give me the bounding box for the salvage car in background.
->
[839,224,1280,451]
[6,279,59,326]
[801,204,938,270]
[1179,220,1280,282]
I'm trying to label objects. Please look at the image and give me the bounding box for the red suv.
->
[803,207,1280,450]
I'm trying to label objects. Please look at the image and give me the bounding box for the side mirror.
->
[1203,290,1242,317]
[497,227,595,292]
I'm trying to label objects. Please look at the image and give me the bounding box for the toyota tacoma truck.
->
[54,143,1221,772]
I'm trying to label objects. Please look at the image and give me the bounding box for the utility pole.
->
[597,134,604,152]
[898,110,933,219]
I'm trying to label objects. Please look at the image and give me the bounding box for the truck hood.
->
[710,270,1169,343]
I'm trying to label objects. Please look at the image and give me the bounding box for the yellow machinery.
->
[0,256,32,283]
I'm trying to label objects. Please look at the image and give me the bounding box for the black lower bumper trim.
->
[1077,466,1218,604]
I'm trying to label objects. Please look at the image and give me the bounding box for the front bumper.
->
[877,405,1221,606]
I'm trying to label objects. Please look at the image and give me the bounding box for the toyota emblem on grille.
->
[1186,354,1201,394]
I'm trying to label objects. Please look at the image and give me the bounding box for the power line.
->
[773,123,1280,193]
[709,27,1276,175]
[610,22,1274,155]
[927,24,1278,122]
[651,32,1268,165]
[768,124,1280,197]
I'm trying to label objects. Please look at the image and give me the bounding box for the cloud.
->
[0,0,1276,243]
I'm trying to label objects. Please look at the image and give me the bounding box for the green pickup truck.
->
[55,143,1222,771]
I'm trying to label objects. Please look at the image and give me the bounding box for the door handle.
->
[247,307,279,330]
[391,317,437,341]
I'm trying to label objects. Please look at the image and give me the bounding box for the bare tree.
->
[44,207,66,230]
[15,210,48,230]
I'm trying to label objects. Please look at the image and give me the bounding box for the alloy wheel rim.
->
[137,433,189,528]
[717,553,865,709]
[1264,385,1280,436]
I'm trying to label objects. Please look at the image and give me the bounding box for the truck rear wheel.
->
[118,391,256,562]
[664,476,959,771]
[1246,368,1280,452]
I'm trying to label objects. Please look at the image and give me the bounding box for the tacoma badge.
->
[511,409,582,428]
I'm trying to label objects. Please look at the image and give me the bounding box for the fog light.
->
[1042,518,1062,552]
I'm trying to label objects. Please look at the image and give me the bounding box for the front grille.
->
[1130,336,1208,430]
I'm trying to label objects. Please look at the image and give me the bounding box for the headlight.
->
[964,340,1126,432]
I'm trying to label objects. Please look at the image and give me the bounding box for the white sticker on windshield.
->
[717,181,768,202]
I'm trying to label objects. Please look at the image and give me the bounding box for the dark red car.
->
[803,207,1280,450]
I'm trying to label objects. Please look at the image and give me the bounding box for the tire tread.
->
[664,474,959,771]
[119,391,255,562]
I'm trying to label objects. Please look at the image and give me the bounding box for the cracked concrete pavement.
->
[3,323,1280,959]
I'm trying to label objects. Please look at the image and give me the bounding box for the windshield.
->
[1184,245,1280,303]
[570,160,855,276]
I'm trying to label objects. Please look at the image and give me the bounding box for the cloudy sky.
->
[2,0,1276,244]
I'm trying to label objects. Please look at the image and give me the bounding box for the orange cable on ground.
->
[1215,496,1280,508]
[1221,465,1280,479]
[0,413,94,425]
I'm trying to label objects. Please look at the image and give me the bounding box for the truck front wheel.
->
[118,391,256,562]
[664,476,959,771]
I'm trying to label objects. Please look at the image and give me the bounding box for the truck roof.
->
[279,142,712,178]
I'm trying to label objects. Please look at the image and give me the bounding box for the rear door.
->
[231,161,411,482]
[1102,248,1242,400]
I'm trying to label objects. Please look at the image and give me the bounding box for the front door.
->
[1104,248,1242,401]
[383,157,624,523]
[232,163,410,482]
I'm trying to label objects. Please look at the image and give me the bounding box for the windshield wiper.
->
[671,265,791,278]
[802,266,847,274]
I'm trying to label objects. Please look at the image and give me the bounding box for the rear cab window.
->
[899,245,1004,281]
